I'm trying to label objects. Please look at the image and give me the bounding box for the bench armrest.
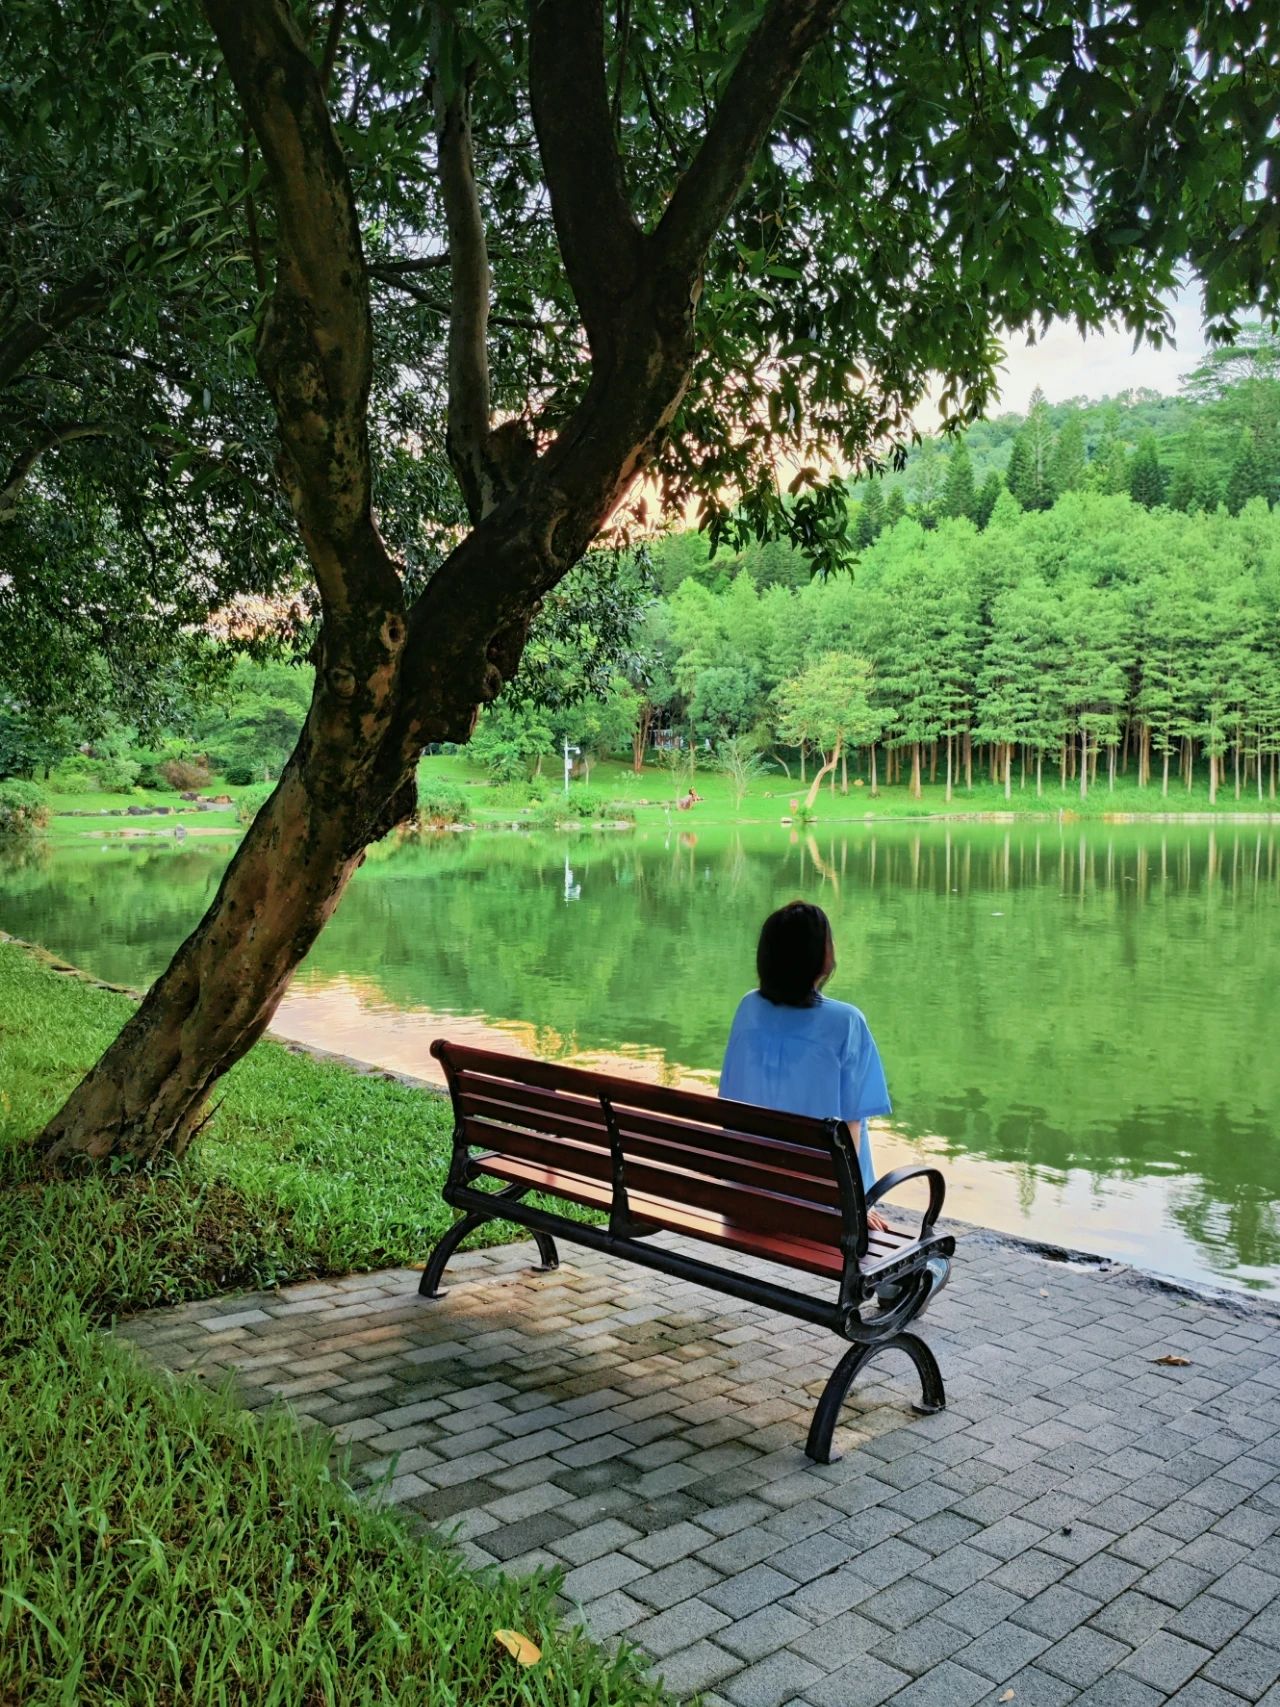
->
[865,1165,945,1233]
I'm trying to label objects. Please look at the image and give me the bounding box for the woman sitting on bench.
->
[720,900,892,1233]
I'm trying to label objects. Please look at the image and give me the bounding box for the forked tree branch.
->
[0,271,112,392]
[0,421,119,521]
[202,0,399,618]
[655,0,847,278]
[528,0,644,360]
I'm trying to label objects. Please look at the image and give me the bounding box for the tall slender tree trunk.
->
[929,740,937,783]
[1209,747,1218,805]
[869,742,878,796]
[945,735,953,803]
[1060,737,1068,790]
[1079,728,1089,800]
[800,742,807,784]
[963,729,972,790]
[1162,748,1170,797]
[840,747,848,793]
[805,734,842,810]
[1004,743,1012,801]
[910,741,922,800]
[1035,749,1043,796]
[1108,744,1116,791]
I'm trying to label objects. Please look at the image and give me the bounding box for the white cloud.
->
[989,287,1207,413]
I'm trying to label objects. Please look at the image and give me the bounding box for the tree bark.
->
[910,740,922,800]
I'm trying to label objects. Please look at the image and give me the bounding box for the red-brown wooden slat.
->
[438,1042,834,1149]
[457,1083,842,1207]
[462,1117,844,1247]
[456,1075,840,1184]
[474,1154,915,1279]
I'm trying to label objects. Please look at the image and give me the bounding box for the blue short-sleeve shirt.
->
[719,990,890,1191]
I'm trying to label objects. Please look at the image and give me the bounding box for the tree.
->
[1226,431,1269,515]
[1048,411,1087,496]
[1006,387,1056,510]
[973,471,1004,530]
[1128,435,1167,509]
[852,482,885,548]
[774,653,885,807]
[940,440,977,521]
[883,488,909,529]
[716,736,767,807]
[22,0,1280,1162]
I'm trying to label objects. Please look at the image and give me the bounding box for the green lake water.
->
[3,821,1278,1295]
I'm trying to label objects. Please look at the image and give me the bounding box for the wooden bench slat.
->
[457,1090,845,1208]
[474,1153,919,1279]
[462,1117,846,1247]
[442,1043,835,1149]
[457,1077,842,1191]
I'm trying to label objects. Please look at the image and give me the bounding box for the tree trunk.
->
[840,747,848,793]
[805,734,842,810]
[1060,737,1067,790]
[945,735,953,803]
[1108,744,1116,791]
[963,729,972,790]
[1004,742,1012,801]
[869,742,878,796]
[1035,749,1043,796]
[929,740,937,783]
[632,701,653,771]
[1209,747,1218,805]
[1079,728,1089,800]
[800,741,807,784]
[1162,748,1170,797]
[910,740,922,800]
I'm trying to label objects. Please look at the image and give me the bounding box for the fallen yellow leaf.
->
[1000,1691,1016,1702]
[494,1629,542,1666]
[1152,1354,1192,1367]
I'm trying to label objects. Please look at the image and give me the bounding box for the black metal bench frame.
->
[420,1042,956,1463]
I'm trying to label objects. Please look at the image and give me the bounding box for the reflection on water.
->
[2,820,1278,1295]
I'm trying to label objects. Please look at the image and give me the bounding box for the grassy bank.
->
[0,944,664,1707]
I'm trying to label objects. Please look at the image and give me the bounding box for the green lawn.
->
[29,755,1279,851]
[0,944,666,1707]
[419,751,1280,825]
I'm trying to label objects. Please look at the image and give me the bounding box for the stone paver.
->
[115,1230,1280,1703]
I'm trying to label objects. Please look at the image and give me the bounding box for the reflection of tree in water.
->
[3,823,1278,1281]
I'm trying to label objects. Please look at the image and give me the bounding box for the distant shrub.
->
[529,788,634,827]
[49,756,99,794]
[93,756,141,792]
[414,783,469,828]
[222,761,259,787]
[0,780,50,836]
[487,776,549,808]
[235,785,273,825]
[159,757,211,791]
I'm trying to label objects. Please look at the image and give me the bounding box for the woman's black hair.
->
[756,900,832,1007]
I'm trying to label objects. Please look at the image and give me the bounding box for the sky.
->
[984,286,1207,416]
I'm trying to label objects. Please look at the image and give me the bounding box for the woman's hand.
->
[868,1209,891,1233]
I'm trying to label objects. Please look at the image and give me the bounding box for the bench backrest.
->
[431,1041,870,1258]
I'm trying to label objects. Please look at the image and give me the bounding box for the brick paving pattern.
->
[116,1234,1280,1706]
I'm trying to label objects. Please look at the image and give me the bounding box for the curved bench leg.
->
[419,1209,491,1298]
[805,1332,947,1463]
[531,1231,560,1273]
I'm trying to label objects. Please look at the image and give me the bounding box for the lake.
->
[3,820,1278,1296]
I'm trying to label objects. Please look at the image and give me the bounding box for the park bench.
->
[420,1041,956,1462]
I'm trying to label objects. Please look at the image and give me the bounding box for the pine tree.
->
[973,470,1003,529]
[1006,387,1056,510]
[1048,411,1087,495]
[940,439,977,520]
[1090,407,1130,494]
[1129,435,1167,508]
[852,482,885,549]
[883,487,908,528]
[1167,423,1212,513]
[1226,430,1268,515]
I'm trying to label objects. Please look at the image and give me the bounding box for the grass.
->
[0,943,666,1707]
[28,755,1278,850]
[419,752,1280,826]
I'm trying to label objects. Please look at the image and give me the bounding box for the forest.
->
[5,332,1280,811]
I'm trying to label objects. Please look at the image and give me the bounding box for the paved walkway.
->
[116,1233,1280,1707]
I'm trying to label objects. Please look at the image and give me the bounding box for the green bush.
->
[0,780,50,836]
[47,755,99,794]
[487,775,550,808]
[414,782,470,828]
[235,784,273,825]
[527,788,634,828]
[93,755,141,792]
[223,760,259,786]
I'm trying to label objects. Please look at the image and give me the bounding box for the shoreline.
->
[7,928,1277,1319]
